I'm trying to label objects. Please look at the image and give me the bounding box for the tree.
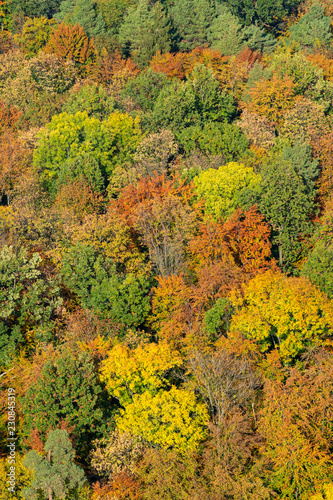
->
[45,22,95,69]
[101,341,183,405]
[0,246,62,366]
[0,132,32,203]
[8,0,62,18]
[270,49,323,97]
[56,0,106,38]
[208,5,245,56]
[259,355,333,498]
[238,109,276,150]
[122,67,169,112]
[14,16,56,57]
[171,0,215,51]
[280,97,328,145]
[29,52,77,94]
[148,64,235,134]
[21,351,113,457]
[0,0,11,31]
[194,162,261,220]
[245,74,296,124]
[134,194,197,277]
[95,0,136,33]
[226,0,300,30]
[229,270,333,361]
[90,430,144,479]
[33,110,142,191]
[62,81,114,119]
[116,387,209,452]
[188,349,260,423]
[61,243,151,328]
[222,205,275,274]
[301,199,333,299]
[23,430,85,500]
[289,3,332,48]
[118,0,171,69]
[101,341,208,452]
[178,121,248,160]
[259,143,318,272]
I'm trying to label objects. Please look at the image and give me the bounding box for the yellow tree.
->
[229,270,333,361]
[259,354,333,498]
[245,75,296,124]
[100,342,208,452]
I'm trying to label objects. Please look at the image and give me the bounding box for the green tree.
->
[302,242,333,299]
[56,0,106,38]
[33,110,142,190]
[122,68,169,112]
[194,161,261,220]
[147,64,235,134]
[226,0,300,30]
[14,16,56,57]
[96,0,136,33]
[208,5,245,56]
[259,143,318,272]
[0,246,62,367]
[178,121,249,160]
[118,0,171,68]
[61,243,151,328]
[170,0,215,51]
[23,430,85,500]
[21,351,113,457]
[8,0,62,18]
[270,49,323,97]
[289,3,332,48]
[301,205,333,299]
[62,82,114,119]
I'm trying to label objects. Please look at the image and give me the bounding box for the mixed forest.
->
[2,0,333,498]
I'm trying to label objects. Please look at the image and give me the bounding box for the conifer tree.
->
[118,0,171,68]
[23,430,85,500]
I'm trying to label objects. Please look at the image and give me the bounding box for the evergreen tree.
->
[23,430,85,500]
[289,3,332,48]
[21,351,114,457]
[259,143,318,273]
[8,0,62,18]
[208,5,245,56]
[171,0,215,51]
[226,0,301,30]
[71,0,105,37]
[118,0,171,68]
[55,0,105,38]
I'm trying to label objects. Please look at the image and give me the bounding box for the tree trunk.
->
[49,488,53,500]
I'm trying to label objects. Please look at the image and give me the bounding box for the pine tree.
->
[171,0,215,51]
[71,0,105,37]
[55,0,105,37]
[23,430,85,500]
[118,0,171,68]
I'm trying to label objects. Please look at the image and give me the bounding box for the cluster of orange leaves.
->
[150,47,261,98]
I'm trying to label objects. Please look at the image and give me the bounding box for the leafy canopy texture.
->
[116,387,209,452]
[101,342,209,452]
[230,270,333,361]
[118,0,171,69]
[21,351,112,456]
[23,429,85,500]
[61,243,151,328]
[194,161,261,220]
[289,3,332,48]
[0,245,62,366]
[33,110,142,191]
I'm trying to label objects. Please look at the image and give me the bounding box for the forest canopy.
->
[1,0,333,499]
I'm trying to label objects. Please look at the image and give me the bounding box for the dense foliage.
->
[1,0,333,499]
